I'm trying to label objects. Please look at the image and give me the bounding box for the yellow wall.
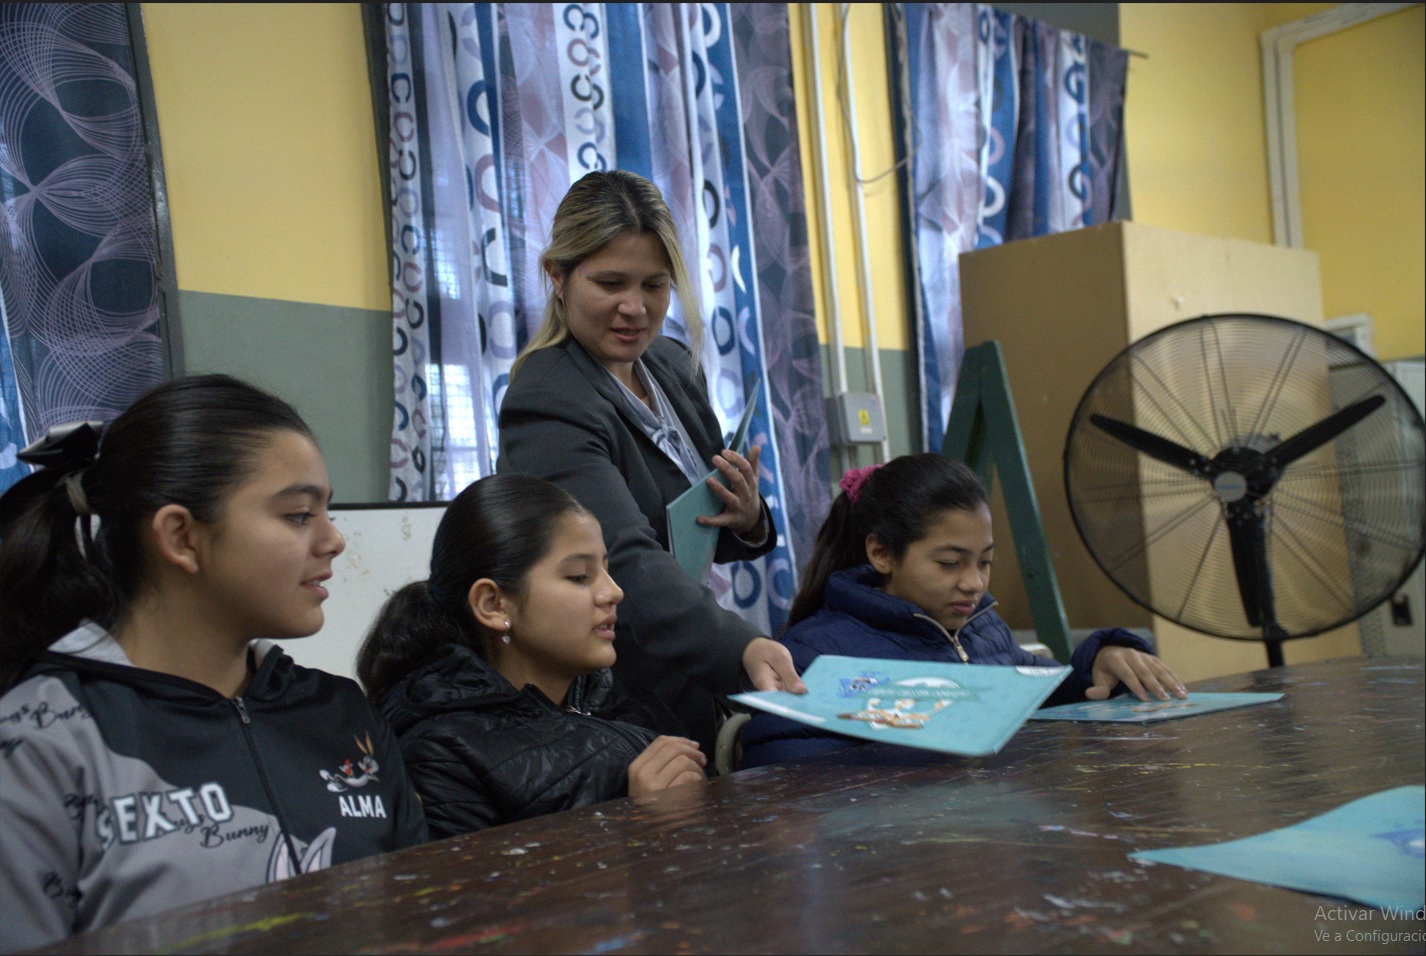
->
[1295,5,1425,360]
[140,2,387,312]
[789,4,909,353]
[1123,2,1424,361]
[1258,4,1338,28]
[1120,4,1276,244]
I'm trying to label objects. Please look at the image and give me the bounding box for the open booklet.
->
[1030,692,1282,723]
[665,381,762,581]
[730,655,1070,757]
[1130,786,1424,911]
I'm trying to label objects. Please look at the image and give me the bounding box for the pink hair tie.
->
[838,464,882,504]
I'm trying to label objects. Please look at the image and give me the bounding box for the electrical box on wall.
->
[828,392,886,445]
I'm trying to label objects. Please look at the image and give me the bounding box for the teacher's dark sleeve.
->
[498,356,758,697]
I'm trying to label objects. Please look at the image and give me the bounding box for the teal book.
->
[1130,786,1425,911]
[730,655,1070,757]
[1030,691,1282,723]
[666,381,761,582]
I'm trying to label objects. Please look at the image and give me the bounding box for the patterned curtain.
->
[381,2,829,634]
[0,4,167,494]
[892,3,1128,452]
[1,294,24,489]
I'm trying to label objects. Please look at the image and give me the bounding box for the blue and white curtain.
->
[382,2,829,634]
[894,4,1128,452]
[0,3,166,495]
[0,294,24,490]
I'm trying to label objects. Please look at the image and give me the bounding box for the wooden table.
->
[35,657,1426,955]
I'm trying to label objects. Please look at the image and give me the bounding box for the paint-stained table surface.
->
[34,657,1426,955]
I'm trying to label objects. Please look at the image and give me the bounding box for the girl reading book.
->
[739,454,1186,768]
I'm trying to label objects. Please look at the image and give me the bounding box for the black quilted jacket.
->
[377,644,657,839]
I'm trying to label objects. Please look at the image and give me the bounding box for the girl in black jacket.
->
[357,473,706,838]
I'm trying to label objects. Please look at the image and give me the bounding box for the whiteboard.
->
[280,504,448,685]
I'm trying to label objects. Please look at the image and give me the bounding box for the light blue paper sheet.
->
[666,382,761,581]
[1130,786,1425,910]
[731,655,1070,757]
[1030,691,1282,723]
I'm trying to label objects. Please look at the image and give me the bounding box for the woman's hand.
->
[627,736,707,798]
[742,637,807,694]
[1086,646,1188,701]
[698,445,765,540]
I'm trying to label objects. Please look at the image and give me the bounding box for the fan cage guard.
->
[1063,313,1426,642]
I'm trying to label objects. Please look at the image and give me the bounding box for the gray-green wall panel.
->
[176,290,392,504]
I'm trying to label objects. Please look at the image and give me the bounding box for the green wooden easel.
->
[941,342,1073,663]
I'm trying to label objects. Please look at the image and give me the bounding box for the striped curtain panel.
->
[1,295,24,491]
[893,3,1129,453]
[382,2,828,634]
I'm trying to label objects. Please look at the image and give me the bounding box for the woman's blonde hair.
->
[512,170,701,376]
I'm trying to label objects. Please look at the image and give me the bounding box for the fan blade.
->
[1089,415,1215,478]
[1264,395,1385,471]
[1225,501,1273,630]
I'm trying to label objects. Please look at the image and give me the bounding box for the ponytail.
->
[786,493,862,628]
[0,375,314,692]
[355,473,589,703]
[355,581,472,705]
[0,442,118,689]
[786,454,990,629]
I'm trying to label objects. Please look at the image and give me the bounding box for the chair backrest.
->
[714,712,752,776]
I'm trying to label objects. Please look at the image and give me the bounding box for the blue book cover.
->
[1130,786,1425,911]
[730,655,1070,757]
[666,381,761,581]
[1030,691,1282,723]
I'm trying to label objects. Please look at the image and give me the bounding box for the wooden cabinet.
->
[958,221,1359,681]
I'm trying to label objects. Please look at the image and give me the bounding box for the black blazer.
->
[497,336,775,743]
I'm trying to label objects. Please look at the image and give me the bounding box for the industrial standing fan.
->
[1063,314,1425,667]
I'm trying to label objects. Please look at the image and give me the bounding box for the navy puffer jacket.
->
[740,565,1150,768]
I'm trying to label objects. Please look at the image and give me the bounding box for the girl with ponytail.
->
[740,453,1186,768]
[0,375,425,951]
[357,472,706,839]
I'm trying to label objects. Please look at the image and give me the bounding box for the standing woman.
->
[499,170,803,751]
[0,375,426,951]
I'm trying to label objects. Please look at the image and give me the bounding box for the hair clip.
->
[18,420,104,471]
[838,463,882,504]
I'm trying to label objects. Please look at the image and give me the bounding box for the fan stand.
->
[1220,475,1290,668]
[943,341,1073,663]
[1262,625,1288,669]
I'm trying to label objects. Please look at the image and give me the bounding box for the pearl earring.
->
[501,621,512,645]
